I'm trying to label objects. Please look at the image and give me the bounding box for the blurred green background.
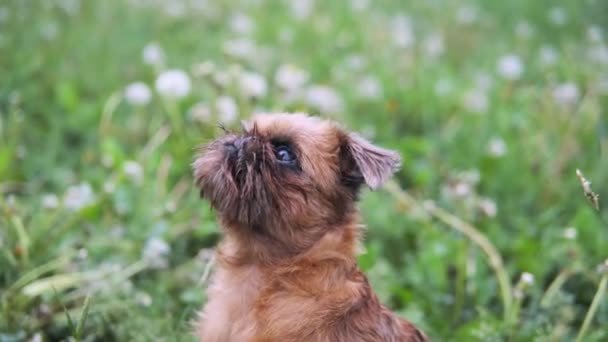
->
[1,0,608,340]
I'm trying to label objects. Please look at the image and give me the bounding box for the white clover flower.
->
[56,0,81,16]
[101,154,113,168]
[552,82,579,106]
[155,69,191,99]
[462,89,489,113]
[306,85,344,114]
[135,291,153,307]
[275,64,309,91]
[278,28,294,43]
[212,71,231,87]
[474,72,493,91]
[41,194,59,209]
[124,82,152,106]
[520,272,534,286]
[548,7,567,26]
[515,21,534,39]
[192,61,216,77]
[456,5,478,25]
[127,0,144,7]
[453,182,472,197]
[588,44,608,65]
[441,181,473,202]
[442,170,479,201]
[356,76,383,100]
[165,200,177,213]
[461,169,481,184]
[142,237,171,269]
[110,225,125,238]
[142,42,165,66]
[478,198,498,217]
[539,45,559,67]
[191,0,209,11]
[223,38,256,59]
[422,199,436,211]
[289,0,314,20]
[314,15,332,34]
[63,183,96,211]
[497,54,524,80]
[239,71,268,99]
[197,248,215,263]
[216,95,238,124]
[230,12,254,35]
[250,46,273,69]
[344,54,367,71]
[40,21,59,41]
[123,160,143,185]
[103,181,115,194]
[351,0,369,11]
[0,7,9,24]
[77,248,88,260]
[391,14,415,48]
[164,1,186,17]
[434,79,453,96]
[188,102,212,123]
[587,26,603,43]
[487,137,507,157]
[423,33,444,58]
[563,227,577,240]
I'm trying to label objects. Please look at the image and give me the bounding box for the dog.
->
[193,113,427,341]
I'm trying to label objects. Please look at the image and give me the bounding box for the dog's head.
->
[193,113,400,252]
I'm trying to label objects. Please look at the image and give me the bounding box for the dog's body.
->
[193,113,427,341]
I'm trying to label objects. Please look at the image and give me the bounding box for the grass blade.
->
[75,295,92,341]
[576,265,608,342]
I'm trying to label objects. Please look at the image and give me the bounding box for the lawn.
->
[1,0,607,340]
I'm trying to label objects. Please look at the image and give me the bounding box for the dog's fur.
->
[193,113,427,341]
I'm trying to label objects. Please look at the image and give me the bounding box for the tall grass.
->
[1,0,607,340]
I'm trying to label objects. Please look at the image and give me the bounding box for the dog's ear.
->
[341,133,401,190]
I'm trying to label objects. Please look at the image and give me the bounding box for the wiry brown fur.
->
[193,113,427,341]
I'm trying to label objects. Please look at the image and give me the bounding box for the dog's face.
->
[193,113,400,252]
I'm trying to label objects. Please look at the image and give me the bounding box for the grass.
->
[1,0,608,340]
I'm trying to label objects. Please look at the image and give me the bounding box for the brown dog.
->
[193,113,427,341]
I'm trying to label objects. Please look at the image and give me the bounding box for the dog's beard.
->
[195,135,290,231]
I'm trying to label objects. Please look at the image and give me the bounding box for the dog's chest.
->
[197,264,264,340]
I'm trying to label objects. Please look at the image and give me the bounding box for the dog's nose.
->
[235,137,261,162]
[224,138,249,158]
[234,137,250,150]
[224,137,254,156]
[235,136,258,152]
[224,139,242,157]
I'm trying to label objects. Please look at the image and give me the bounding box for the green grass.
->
[1,0,608,340]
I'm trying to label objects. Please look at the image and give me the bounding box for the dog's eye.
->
[273,144,296,165]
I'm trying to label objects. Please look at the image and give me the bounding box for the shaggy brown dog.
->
[193,113,427,341]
